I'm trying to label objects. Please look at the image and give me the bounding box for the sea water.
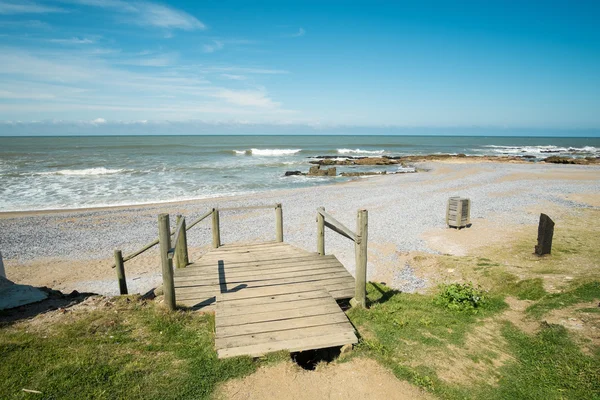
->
[1,135,598,212]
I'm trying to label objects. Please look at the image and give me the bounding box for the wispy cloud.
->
[49,37,95,44]
[202,66,289,75]
[63,0,206,31]
[213,89,280,108]
[220,74,246,81]
[0,47,293,121]
[291,27,305,37]
[203,40,224,53]
[119,52,178,67]
[0,19,52,29]
[0,0,66,14]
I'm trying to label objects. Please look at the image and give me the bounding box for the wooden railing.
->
[112,203,283,310]
[316,207,368,308]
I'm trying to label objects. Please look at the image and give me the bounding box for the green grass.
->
[490,322,600,399]
[527,281,600,318]
[0,297,256,399]
[347,283,507,396]
[347,282,600,400]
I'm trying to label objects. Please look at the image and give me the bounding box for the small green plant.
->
[435,282,486,312]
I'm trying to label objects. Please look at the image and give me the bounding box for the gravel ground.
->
[1,161,599,295]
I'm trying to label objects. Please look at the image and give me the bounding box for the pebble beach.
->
[1,160,599,297]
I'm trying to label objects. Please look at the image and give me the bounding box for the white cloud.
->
[220,74,246,81]
[49,37,95,44]
[213,89,280,108]
[0,1,66,14]
[119,53,177,67]
[203,40,224,53]
[64,0,205,31]
[202,66,289,75]
[91,117,106,124]
[0,47,294,122]
[291,27,306,37]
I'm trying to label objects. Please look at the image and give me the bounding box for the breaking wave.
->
[233,149,302,156]
[337,148,385,155]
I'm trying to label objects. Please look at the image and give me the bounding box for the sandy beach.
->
[1,160,599,297]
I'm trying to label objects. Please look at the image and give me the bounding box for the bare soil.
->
[217,358,434,400]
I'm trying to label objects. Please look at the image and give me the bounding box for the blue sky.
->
[0,0,599,135]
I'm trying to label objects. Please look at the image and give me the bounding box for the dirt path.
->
[217,358,433,400]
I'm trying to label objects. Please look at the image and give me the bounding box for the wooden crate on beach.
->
[446,197,471,229]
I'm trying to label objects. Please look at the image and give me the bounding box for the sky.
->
[0,0,599,135]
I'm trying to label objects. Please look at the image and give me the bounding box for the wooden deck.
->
[172,241,358,358]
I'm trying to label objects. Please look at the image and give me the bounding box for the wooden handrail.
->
[219,204,278,212]
[167,216,186,260]
[111,209,214,268]
[317,207,357,242]
[316,206,368,308]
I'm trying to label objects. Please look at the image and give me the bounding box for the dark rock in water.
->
[457,153,466,157]
[543,156,598,165]
[307,165,337,176]
[341,171,384,177]
[284,171,302,176]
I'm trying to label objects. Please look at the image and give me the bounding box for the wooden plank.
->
[217,331,357,358]
[330,288,355,299]
[217,296,334,317]
[175,278,354,301]
[178,296,216,308]
[174,268,350,288]
[215,322,353,349]
[215,281,350,301]
[217,313,350,338]
[180,255,335,272]
[216,302,343,327]
[174,261,345,281]
[217,289,329,307]
[198,250,307,261]
[178,255,341,276]
[175,275,354,296]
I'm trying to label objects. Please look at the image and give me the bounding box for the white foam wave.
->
[232,149,302,156]
[39,167,125,176]
[337,148,385,155]
[250,148,302,156]
[482,145,599,157]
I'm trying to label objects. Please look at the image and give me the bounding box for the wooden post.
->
[113,249,128,295]
[275,203,284,242]
[535,213,555,255]
[159,213,176,311]
[352,209,368,308]
[212,208,221,248]
[317,208,325,256]
[175,214,189,268]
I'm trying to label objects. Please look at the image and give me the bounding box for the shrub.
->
[435,282,486,312]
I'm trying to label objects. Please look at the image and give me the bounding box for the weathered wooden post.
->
[212,208,221,248]
[113,249,128,295]
[175,214,189,268]
[352,209,368,308]
[535,213,555,255]
[275,203,283,242]
[317,207,325,255]
[158,213,176,311]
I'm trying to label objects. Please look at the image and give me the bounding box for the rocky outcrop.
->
[309,154,543,165]
[308,165,337,176]
[543,156,600,165]
[284,171,302,176]
[340,171,387,177]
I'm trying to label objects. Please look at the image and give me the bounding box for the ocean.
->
[1,135,598,212]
